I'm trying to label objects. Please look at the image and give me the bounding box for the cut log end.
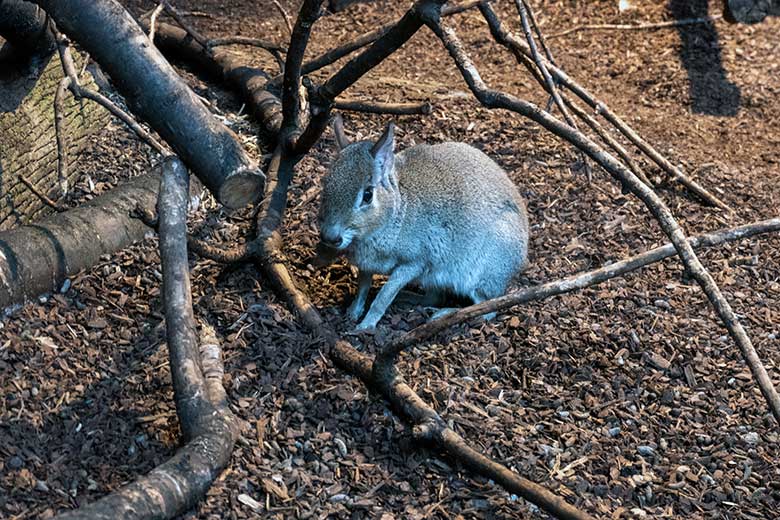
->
[218,167,266,209]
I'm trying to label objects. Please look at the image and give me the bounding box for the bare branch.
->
[17,176,67,213]
[162,0,209,48]
[53,76,71,195]
[383,217,780,359]
[147,2,165,44]
[478,5,731,210]
[293,0,448,156]
[421,14,780,424]
[32,1,268,209]
[272,0,294,36]
[55,157,239,520]
[294,0,484,78]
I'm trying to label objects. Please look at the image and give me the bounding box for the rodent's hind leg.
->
[470,290,497,321]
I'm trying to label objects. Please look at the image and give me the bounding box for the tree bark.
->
[0,172,160,308]
[0,51,109,230]
[29,0,265,208]
[0,0,55,64]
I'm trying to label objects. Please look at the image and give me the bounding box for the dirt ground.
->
[2,0,780,518]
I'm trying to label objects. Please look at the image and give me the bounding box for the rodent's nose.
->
[320,228,342,248]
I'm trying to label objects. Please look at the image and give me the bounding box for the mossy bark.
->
[0,52,109,230]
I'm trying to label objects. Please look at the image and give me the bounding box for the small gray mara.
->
[318,115,529,331]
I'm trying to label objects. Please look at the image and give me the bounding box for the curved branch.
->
[423,15,780,424]
[54,157,239,519]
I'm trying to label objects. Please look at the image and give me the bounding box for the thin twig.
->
[423,14,780,424]
[148,2,165,45]
[266,0,484,87]
[272,0,294,36]
[162,0,209,48]
[55,33,168,155]
[334,99,432,115]
[514,0,591,180]
[53,76,70,195]
[549,15,722,40]
[18,176,67,212]
[565,95,653,187]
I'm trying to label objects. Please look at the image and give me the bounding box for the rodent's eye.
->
[361,186,373,206]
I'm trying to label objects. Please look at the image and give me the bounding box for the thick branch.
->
[144,21,284,136]
[424,16,780,423]
[55,158,239,519]
[33,0,265,208]
[0,173,161,308]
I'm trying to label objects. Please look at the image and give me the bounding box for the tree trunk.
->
[0,51,109,230]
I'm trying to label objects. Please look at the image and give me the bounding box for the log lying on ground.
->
[140,20,283,137]
[0,172,160,308]
[0,0,55,64]
[56,158,239,520]
[29,0,265,208]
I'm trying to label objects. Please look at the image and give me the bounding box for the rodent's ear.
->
[370,122,395,188]
[332,113,350,151]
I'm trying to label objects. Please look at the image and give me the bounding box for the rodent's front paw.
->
[346,304,364,322]
[354,319,377,333]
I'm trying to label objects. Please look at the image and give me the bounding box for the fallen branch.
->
[55,157,239,519]
[33,0,266,208]
[423,12,780,424]
[144,20,284,136]
[478,5,730,210]
[382,217,780,360]
[206,36,286,53]
[333,99,433,115]
[549,15,723,40]
[17,176,67,213]
[0,173,161,308]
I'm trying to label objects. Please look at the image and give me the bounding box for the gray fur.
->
[318,122,529,330]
